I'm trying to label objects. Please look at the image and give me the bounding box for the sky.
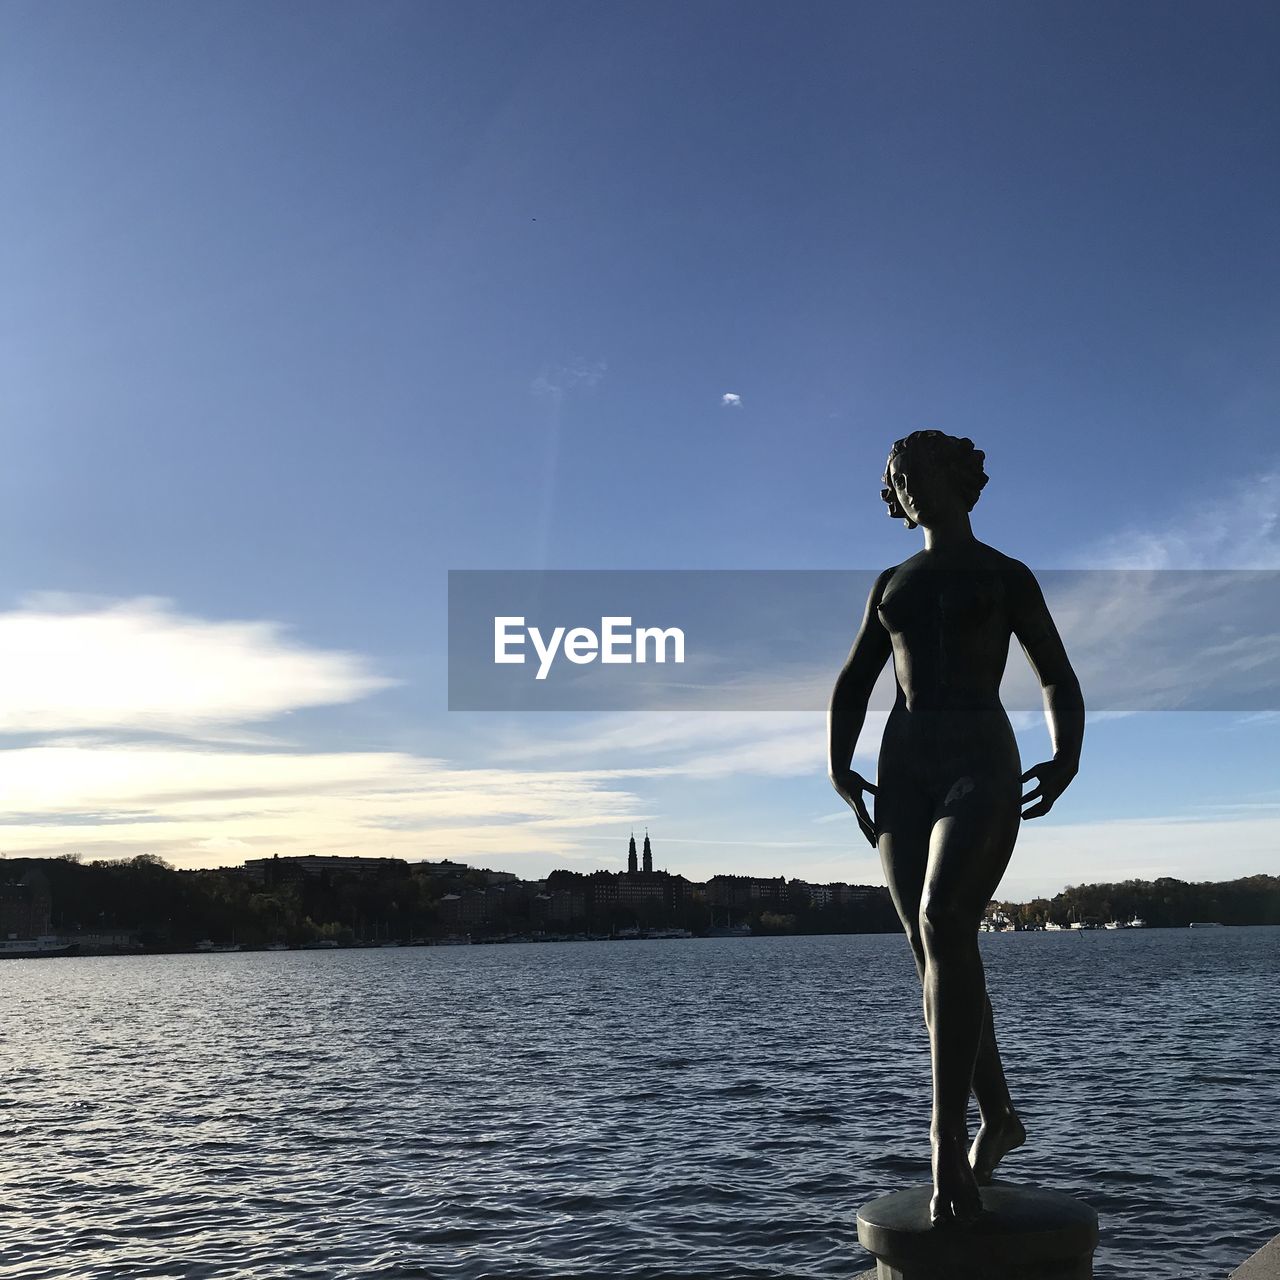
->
[1,1,1278,897]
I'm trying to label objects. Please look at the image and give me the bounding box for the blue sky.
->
[1,2,1277,895]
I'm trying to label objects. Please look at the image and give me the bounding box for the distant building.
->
[546,834,692,922]
[439,890,490,927]
[244,854,409,885]
[0,866,51,939]
[416,859,471,877]
[705,874,787,908]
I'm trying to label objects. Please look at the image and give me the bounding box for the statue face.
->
[887,454,924,525]
[888,451,960,527]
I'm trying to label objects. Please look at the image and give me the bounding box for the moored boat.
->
[0,934,76,959]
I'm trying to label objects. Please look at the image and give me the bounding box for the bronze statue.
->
[828,431,1084,1226]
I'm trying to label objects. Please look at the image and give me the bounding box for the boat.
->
[301,938,340,949]
[1128,917,1147,928]
[0,934,76,959]
[1188,921,1223,928]
[706,908,752,938]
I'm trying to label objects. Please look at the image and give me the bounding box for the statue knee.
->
[919,896,969,955]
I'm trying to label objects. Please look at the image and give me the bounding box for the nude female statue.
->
[828,430,1084,1226]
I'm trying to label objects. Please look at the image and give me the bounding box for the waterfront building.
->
[544,834,692,924]
[0,866,52,938]
[705,874,788,908]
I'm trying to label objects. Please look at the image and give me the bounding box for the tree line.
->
[994,874,1280,929]
[11,856,1280,948]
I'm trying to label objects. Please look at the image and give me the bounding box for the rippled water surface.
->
[2,928,1277,1279]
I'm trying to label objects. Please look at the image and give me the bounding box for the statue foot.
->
[968,1107,1026,1185]
[930,1126,983,1226]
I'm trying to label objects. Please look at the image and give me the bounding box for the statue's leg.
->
[874,776,933,1004]
[919,771,1020,1224]
[969,998,1026,1183]
[879,772,1025,1186]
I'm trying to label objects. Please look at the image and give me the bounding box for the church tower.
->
[627,832,638,875]
[642,830,653,874]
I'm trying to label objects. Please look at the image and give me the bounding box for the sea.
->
[1,927,1276,1280]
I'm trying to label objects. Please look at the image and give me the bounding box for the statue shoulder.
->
[979,544,1037,583]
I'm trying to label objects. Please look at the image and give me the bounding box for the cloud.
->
[0,595,392,735]
[1075,468,1280,569]
[0,743,644,872]
[494,707,895,778]
[721,392,742,407]
[531,358,607,403]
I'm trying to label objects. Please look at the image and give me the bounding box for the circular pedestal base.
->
[857,1183,1099,1280]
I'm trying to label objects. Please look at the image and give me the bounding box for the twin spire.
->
[627,830,653,875]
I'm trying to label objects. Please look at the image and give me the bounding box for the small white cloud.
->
[721,392,742,408]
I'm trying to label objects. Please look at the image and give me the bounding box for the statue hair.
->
[880,430,989,529]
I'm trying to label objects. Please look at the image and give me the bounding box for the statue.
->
[829,431,1085,1228]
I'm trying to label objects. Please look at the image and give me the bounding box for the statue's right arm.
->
[828,569,894,842]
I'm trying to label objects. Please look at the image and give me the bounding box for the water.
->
[1,928,1276,1279]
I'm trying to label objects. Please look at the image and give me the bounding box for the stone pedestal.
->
[857,1183,1099,1280]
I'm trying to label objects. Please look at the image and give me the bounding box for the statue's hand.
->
[1020,758,1078,820]
[830,767,879,847]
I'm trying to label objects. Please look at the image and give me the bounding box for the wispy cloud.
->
[1008,465,1280,715]
[531,358,607,403]
[0,594,391,735]
[0,743,644,872]
[1075,468,1280,569]
[721,392,742,408]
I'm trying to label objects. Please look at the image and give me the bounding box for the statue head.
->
[880,430,988,529]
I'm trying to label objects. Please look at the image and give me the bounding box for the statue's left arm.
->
[1009,561,1084,819]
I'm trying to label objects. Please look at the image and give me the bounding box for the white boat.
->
[0,934,75,959]
[1128,917,1147,928]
